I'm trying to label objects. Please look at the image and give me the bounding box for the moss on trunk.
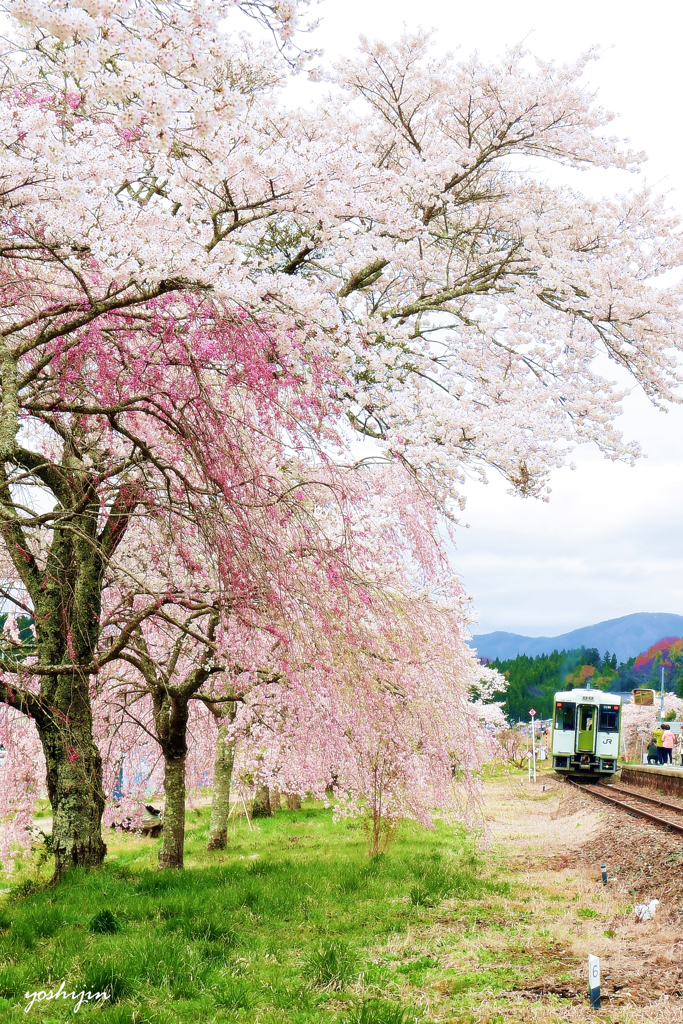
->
[207,720,235,851]
[14,492,117,878]
[252,785,271,818]
[159,754,186,870]
[39,714,107,878]
[35,666,107,878]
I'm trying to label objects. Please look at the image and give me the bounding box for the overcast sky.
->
[304,0,683,637]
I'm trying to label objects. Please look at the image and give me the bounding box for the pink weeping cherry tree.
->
[229,592,502,856]
[84,459,501,868]
[205,469,502,856]
[98,587,501,864]
[91,474,382,872]
[0,705,45,871]
[0,293,358,877]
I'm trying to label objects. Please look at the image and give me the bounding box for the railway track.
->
[569,778,683,836]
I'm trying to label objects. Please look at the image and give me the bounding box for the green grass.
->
[0,803,566,1023]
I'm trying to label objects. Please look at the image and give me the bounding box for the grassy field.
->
[0,791,635,1023]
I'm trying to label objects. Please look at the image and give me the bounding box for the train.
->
[551,686,621,779]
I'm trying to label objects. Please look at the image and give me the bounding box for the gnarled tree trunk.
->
[37,676,107,878]
[29,518,115,879]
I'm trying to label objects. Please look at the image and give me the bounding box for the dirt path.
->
[482,770,683,1022]
[484,773,605,859]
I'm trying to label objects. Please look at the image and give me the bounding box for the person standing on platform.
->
[661,724,675,764]
[653,723,665,764]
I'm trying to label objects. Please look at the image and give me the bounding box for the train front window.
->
[598,705,620,734]
[555,702,575,730]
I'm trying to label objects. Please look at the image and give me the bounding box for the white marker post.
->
[588,954,600,1009]
[529,709,537,783]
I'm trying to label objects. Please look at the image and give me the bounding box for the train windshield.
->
[554,702,576,730]
[598,704,620,734]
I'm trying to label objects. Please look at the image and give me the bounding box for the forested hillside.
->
[488,647,620,720]
[489,638,683,720]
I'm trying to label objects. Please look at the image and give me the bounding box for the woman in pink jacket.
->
[661,723,675,764]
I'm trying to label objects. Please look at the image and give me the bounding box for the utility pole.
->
[660,664,666,722]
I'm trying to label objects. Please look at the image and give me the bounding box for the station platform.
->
[620,764,683,797]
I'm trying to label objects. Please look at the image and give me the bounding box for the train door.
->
[577,704,596,752]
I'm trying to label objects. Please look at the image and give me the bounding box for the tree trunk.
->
[30,521,112,879]
[35,667,107,879]
[269,788,281,811]
[207,721,235,851]
[152,689,191,870]
[159,754,187,870]
[285,794,302,810]
[39,706,107,879]
[251,785,271,818]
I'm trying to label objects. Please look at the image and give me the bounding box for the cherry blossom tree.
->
[0,703,45,870]
[3,2,683,508]
[105,603,223,870]
[621,695,683,762]
[98,500,365,872]
[224,588,501,856]
[192,469,503,856]
[86,458,499,869]
[2,0,683,876]
[0,293,356,876]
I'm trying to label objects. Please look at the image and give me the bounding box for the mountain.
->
[472,612,683,663]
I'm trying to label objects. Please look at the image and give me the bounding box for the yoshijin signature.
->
[24,982,110,1013]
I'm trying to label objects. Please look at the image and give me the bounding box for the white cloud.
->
[454,392,683,633]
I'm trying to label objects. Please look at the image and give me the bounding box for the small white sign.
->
[588,954,600,989]
[529,708,537,717]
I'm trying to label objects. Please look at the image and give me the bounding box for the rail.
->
[607,782,683,816]
[568,779,683,837]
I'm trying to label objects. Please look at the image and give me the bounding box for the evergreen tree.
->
[490,646,620,720]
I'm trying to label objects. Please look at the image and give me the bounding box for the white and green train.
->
[551,687,621,778]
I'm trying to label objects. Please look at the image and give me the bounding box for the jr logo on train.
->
[551,687,621,779]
